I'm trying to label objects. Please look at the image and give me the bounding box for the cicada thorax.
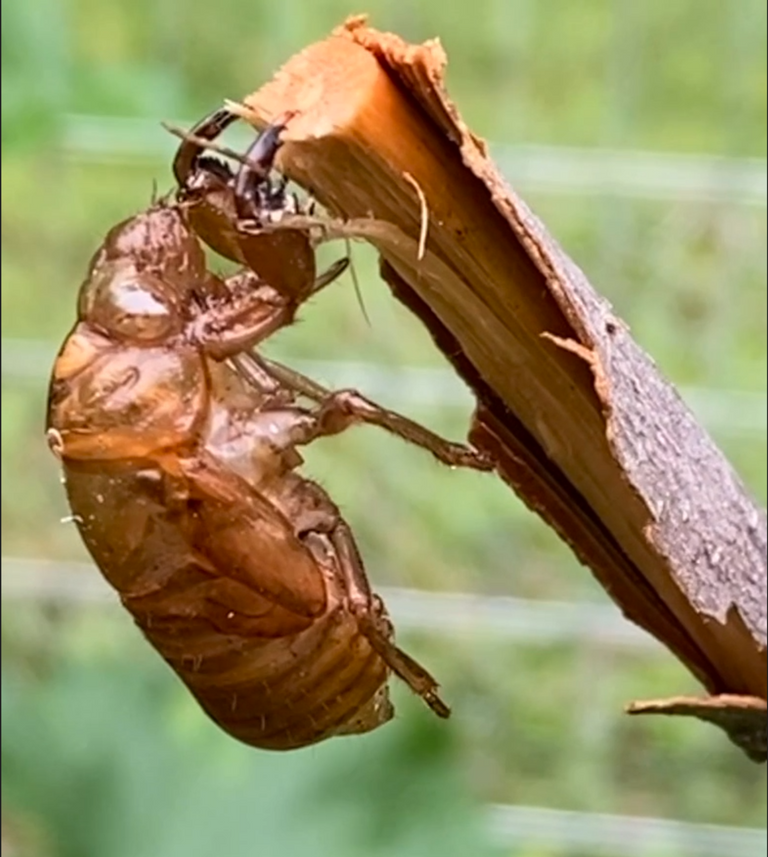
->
[48,338,208,462]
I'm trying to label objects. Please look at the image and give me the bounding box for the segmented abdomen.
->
[127,583,393,749]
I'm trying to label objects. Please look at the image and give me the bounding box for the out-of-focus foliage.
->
[2,621,495,857]
[2,0,766,855]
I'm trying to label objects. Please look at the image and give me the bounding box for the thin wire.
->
[4,338,765,437]
[0,556,664,649]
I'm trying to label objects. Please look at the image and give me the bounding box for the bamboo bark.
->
[233,16,767,761]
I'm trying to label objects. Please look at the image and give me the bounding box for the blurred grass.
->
[2,0,767,854]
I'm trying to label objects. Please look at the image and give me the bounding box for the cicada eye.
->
[78,260,183,343]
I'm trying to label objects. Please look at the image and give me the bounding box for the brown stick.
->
[234,15,767,761]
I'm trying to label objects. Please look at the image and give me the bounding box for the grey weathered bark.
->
[233,16,767,761]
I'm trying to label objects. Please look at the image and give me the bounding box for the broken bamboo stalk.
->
[231,16,767,761]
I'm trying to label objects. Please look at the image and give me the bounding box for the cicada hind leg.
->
[327,519,451,719]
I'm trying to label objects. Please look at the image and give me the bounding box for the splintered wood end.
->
[240,34,383,139]
[237,16,449,142]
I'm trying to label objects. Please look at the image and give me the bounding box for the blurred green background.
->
[2,1,766,855]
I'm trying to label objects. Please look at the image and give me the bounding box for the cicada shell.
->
[46,201,491,750]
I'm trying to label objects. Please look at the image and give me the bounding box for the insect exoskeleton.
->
[47,198,493,749]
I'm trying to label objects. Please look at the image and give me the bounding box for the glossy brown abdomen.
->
[62,463,393,750]
[155,597,393,750]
